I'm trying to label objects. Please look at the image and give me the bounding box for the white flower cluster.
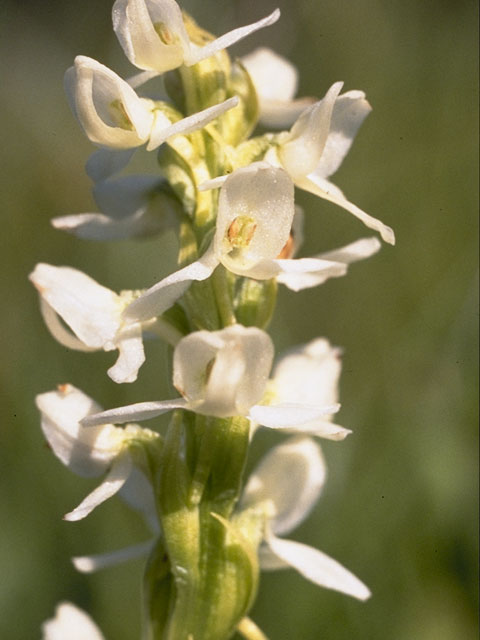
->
[34,1,394,637]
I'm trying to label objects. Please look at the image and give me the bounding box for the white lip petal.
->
[63,453,133,521]
[72,539,154,573]
[249,402,340,429]
[184,9,281,66]
[107,322,145,384]
[80,398,188,427]
[265,535,371,601]
[42,602,105,640]
[123,245,218,322]
[242,436,326,537]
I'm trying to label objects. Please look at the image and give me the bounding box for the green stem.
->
[212,265,236,327]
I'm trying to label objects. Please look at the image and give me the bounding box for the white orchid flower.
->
[65,55,238,151]
[122,163,362,323]
[52,175,178,241]
[266,82,395,244]
[81,325,340,433]
[241,436,371,600]
[36,384,160,524]
[269,338,350,441]
[241,47,314,128]
[112,0,280,80]
[42,602,105,640]
[29,263,147,383]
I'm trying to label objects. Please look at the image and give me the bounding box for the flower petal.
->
[265,535,371,600]
[65,56,153,149]
[35,384,124,477]
[197,174,228,192]
[279,82,343,180]
[85,148,136,182]
[173,325,274,416]
[39,299,96,352]
[53,176,175,241]
[184,9,281,66]
[315,236,381,263]
[214,163,295,277]
[272,338,342,420]
[299,175,395,245]
[113,0,188,73]
[80,398,188,427]
[64,453,133,521]
[147,96,239,151]
[108,322,145,383]
[313,90,372,179]
[249,402,340,428]
[274,257,348,291]
[119,466,160,533]
[242,436,326,536]
[241,47,315,128]
[123,245,218,322]
[72,539,154,573]
[29,263,121,349]
[93,175,163,218]
[241,47,298,103]
[42,602,105,640]
[257,97,316,129]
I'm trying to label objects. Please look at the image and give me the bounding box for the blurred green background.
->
[1,0,478,638]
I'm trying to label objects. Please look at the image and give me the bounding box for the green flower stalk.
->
[34,1,394,638]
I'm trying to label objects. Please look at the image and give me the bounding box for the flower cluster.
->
[34,1,393,638]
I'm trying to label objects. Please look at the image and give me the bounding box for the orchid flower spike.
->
[42,602,105,640]
[81,325,340,433]
[240,436,371,600]
[36,384,160,523]
[29,263,146,383]
[241,47,315,128]
[112,0,280,78]
[65,55,238,151]
[267,82,395,244]
[52,175,179,241]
